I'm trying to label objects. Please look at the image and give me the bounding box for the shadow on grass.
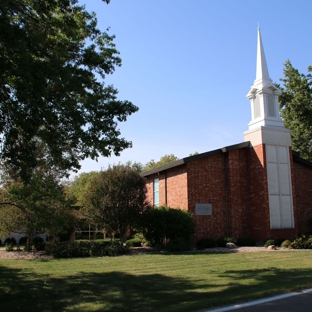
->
[0,264,311,312]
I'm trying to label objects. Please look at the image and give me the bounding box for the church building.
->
[142,29,312,243]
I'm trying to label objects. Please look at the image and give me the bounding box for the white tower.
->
[244,28,294,229]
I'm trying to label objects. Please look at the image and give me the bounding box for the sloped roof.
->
[141,141,251,177]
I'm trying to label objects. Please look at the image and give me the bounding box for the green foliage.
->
[5,243,15,252]
[279,60,312,161]
[0,171,74,250]
[140,206,195,247]
[45,240,129,258]
[196,238,216,250]
[126,238,142,247]
[216,237,237,247]
[83,165,149,241]
[281,240,292,248]
[289,235,312,249]
[0,0,137,181]
[264,239,276,247]
[144,154,179,172]
[237,237,256,246]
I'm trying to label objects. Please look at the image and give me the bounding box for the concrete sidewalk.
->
[204,289,312,312]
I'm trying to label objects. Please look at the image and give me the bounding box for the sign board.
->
[195,203,212,215]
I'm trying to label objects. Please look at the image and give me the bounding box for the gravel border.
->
[0,246,310,260]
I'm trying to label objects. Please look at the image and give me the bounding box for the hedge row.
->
[45,240,129,258]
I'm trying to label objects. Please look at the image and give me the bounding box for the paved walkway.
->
[204,289,312,312]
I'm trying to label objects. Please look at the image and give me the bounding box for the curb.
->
[203,288,312,312]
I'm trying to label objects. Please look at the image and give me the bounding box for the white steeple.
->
[255,28,272,88]
[244,28,294,231]
[246,28,284,131]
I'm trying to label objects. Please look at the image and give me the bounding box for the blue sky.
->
[77,0,312,175]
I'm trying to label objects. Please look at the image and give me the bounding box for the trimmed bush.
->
[140,206,195,247]
[45,240,129,258]
[281,240,292,248]
[264,239,276,247]
[237,237,256,246]
[289,235,312,249]
[196,238,216,250]
[216,237,237,247]
[126,238,142,247]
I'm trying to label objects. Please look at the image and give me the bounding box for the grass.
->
[0,251,312,311]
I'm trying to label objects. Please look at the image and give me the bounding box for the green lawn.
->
[0,251,312,312]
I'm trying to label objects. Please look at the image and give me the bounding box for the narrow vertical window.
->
[253,93,261,119]
[153,178,159,207]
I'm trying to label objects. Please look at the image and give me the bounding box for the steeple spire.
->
[255,28,272,87]
[245,28,284,131]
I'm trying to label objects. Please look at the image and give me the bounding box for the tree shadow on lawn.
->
[0,264,311,312]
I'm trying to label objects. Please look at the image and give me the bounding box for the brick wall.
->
[293,161,312,234]
[144,165,188,209]
[144,144,311,244]
[187,154,227,241]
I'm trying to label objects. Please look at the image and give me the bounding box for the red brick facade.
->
[143,143,312,243]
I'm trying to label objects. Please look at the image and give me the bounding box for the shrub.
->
[19,237,28,246]
[45,240,129,258]
[264,239,276,247]
[126,238,142,247]
[4,237,16,246]
[237,237,256,246]
[166,237,189,252]
[289,235,312,249]
[196,238,216,250]
[5,243,14,252]
[216,237,237,247]
[140,206,195,246]
[281,240,292,248]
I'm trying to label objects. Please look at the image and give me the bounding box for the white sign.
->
[195,203,212,215]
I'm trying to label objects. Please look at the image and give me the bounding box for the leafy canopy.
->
[279,61,312,161]
[0,0,138,181]
[144,154,179,172]
[82,165,149,241]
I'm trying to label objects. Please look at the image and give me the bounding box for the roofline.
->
[141,141,250,177]
[292,151,312,169]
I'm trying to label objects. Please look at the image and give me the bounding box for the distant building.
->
[142,29,312,243]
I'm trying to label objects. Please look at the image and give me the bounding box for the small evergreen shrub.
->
[289,235,312,249]
[126,238,142,247]
[196,238,216,250]
[217,237,237,247]
[264,239,276,247]
[166,237,189,252]
[281,240,292,248]
[45,240,129,258]
[140,206,195,246]
[237,237,256,246]
[5,243,14,252]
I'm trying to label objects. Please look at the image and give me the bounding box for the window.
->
[153,178,159,207]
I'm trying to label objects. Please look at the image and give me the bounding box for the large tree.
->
[83,165,149,241]
[279,60,312,161]
[0,0,138,182]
